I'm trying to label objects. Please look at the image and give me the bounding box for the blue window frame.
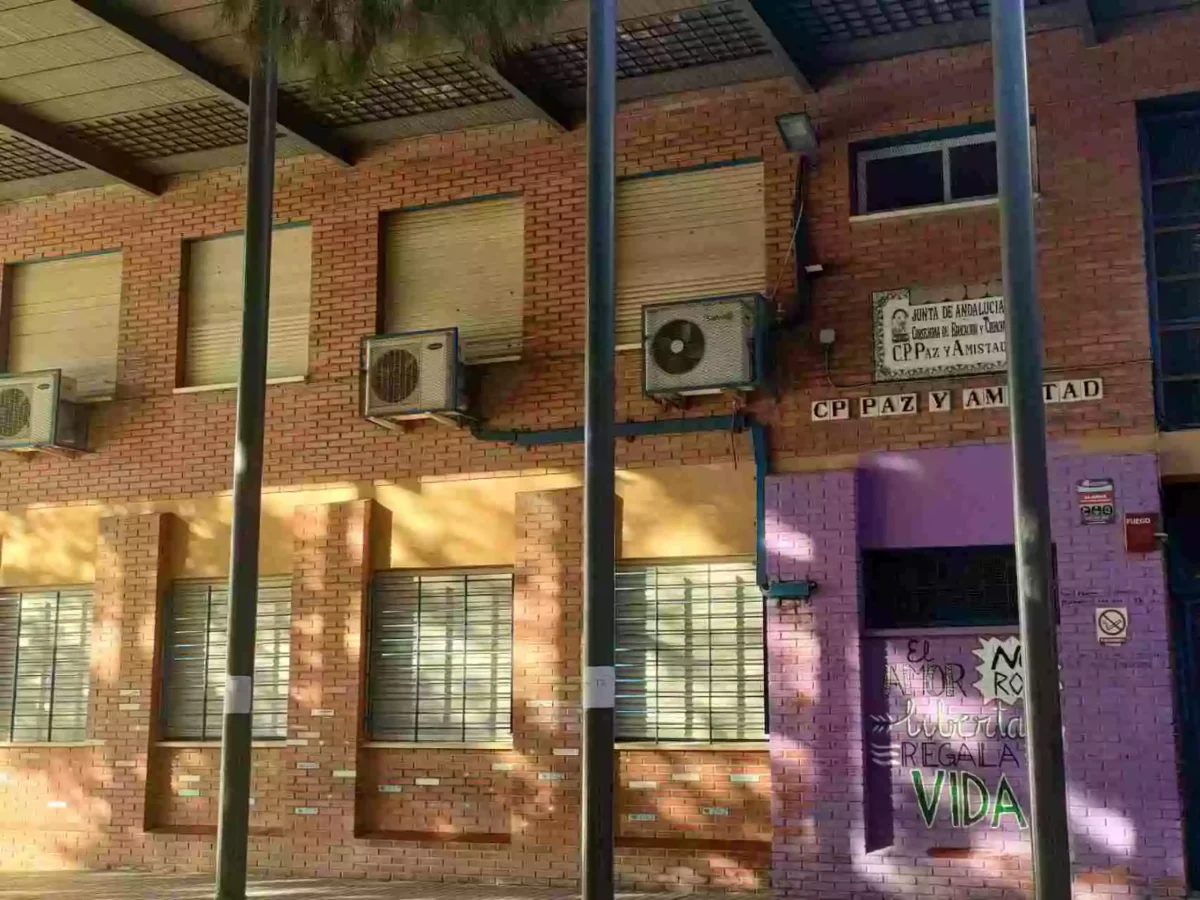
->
[1140,100,1200,429]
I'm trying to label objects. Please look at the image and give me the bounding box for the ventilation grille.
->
[643,295,757,395]
[69,100,250,159]
[507,3,770,90]
[0,385,32,441]
[0,374,58,447]
[364,331,458,417]
[0,137,82,182]
[862,546,1026,630]
[288,56,510,127]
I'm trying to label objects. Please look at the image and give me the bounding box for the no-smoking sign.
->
[1095,607,1129,645]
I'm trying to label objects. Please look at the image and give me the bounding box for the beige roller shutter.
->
[7,251,122,399]
[384,196,524,364]
[184,225,312,388]
[615,162,766,345]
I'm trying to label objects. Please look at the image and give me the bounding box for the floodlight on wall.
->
[776,112,818,157]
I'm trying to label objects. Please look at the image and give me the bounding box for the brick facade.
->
[0,4,1199,895]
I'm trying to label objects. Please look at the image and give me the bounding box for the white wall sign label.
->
[928,390,952,412]
[860,393,917,417]
[814,379,1103,423]
[1095,607,1129,645]
[961,378,1103,411]
[874,288,1007,381]
[962,386,1008,409]
[811,398,851,421]
[1044,378,1103,403]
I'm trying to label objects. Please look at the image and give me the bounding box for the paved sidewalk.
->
[0,872,761,900]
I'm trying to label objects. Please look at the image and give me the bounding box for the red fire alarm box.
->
[1124,512,1161,553]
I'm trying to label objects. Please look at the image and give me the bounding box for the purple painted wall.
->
[766,445,1184,899]
[858,443,1015,549]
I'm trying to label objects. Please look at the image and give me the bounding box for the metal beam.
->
[582,0,617,897]
[0,101,157,195]
[69,0,355,166]
[990,3,1072,898]
[215,8,278,900]
[730,0,814,92]
[1074,0,1099,45]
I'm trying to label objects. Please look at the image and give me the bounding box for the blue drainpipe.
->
[471,414,815,602]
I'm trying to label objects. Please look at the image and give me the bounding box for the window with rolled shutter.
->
[615,560,764,742]
[5,251,122,399]
[615,162,766,345]
[367,569,513,743]
[161,578,291,740]
[182,225,312,388]
[0,587,92,742]
[383,196,525,364]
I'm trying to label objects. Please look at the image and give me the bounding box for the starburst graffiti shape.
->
[973,636,1024,706]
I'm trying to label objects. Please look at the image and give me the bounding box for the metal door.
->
[1163,483,1200,888]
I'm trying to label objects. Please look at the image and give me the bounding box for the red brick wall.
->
[3,5,1200,890]
[4,12,1199,513]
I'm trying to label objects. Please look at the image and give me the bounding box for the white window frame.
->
[855,127,1037,217]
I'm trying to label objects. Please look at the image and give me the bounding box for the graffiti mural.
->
[871,636,1028,831]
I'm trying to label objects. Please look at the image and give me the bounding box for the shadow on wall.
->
[0,508,101,587]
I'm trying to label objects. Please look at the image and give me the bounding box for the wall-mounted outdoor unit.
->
[362,329,468,426]
[643,294,768,397]
[0,370,89,453]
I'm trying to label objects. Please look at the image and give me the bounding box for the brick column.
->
[281,500,372,875]
[511,487,583,885]
[765,471,862,899]
[92,512,170,866]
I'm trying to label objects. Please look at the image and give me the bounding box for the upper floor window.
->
[0,587,93,743]
[181,225,312,389]
[862,546,1020,631]
[853,126,1004,216]
[1141,104,1200,429]
[366,569,514,743]
[615,559,764,743]
[2,251,122,400]
[615,161,766,346]
[383,196,525,365]
[160,578,291,741]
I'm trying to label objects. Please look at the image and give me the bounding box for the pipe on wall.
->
[471,413,772,589]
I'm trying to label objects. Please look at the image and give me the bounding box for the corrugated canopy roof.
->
[0,0,1190,199]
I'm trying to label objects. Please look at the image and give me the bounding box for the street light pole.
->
[581,0,617,894]
[990,3,1072,897]
[214,3,278,897]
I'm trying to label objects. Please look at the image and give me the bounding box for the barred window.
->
[367,569,513,743]
[862,546,1021,630]
[615,560,764,742]
[161,578,291,741]
[0,587,92,742]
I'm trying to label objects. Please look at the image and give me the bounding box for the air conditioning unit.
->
[0,370,89,453]
[362,329,467,425]
[643,294,767,397]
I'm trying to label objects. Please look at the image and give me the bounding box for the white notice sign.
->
[874,288,1007,382]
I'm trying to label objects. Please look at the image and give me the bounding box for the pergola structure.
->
[0,0,1191,200]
